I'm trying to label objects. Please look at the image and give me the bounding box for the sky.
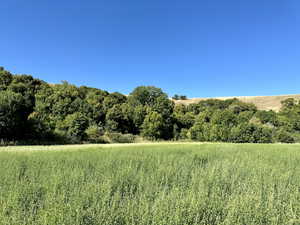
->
[1,0,300,97]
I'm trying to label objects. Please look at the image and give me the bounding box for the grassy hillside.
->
[174,94,300,111]
[0,143,299,225]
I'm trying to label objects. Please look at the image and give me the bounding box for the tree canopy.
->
[0,67,299,144]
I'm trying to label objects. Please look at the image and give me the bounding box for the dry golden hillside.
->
[174,94,300,111]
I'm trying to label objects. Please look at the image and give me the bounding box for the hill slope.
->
[174,94,300,111]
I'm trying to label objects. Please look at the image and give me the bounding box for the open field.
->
[174,94,300,111]
[0,143,299,225]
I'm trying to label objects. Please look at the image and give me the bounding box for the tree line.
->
[0,67,299,144]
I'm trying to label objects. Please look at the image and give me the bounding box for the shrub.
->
[253,126,273,143]
[85,125,107,143]
[179,128,189,139]
[276,130,295,143]
[230,123,273,143]
[104,132,136,143]
[230,123,256,143]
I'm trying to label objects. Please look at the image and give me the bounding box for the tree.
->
[237,111,255,124]
[230,123,256,143]
[229,123,273,143]
[57,112,89,142]
[172,95,187,100]
[253,126,273,143]
[255,110,279,126]
[151,96,174,139]
[33,84,56,131]
[141,111,164,140]
[275,129,295,143]
[132,105,147,133]
[173,111,195,130]
[35,82,85,122]
[85,124,105,143]
[229,101,257,114]
[281,98,296,111]
[85,89,108,124]
[0,90,27,140]
[0,69,13,90]
[174,104,187,114]
[128,86,167,107]
[188,111,212,141]
[189,122,210,141]
[105,104,124,132]
[152,96,174,117]
[105,103,135,134]
[211,109,237,127]
[1,66,299,144]
[172,94,179,100]
[279,99,300,132]
[103,92,127,111]
[186,99,237,115]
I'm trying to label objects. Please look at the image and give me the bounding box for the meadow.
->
[0,143,299,225]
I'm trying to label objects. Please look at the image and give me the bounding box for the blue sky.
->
[1,0,300,97]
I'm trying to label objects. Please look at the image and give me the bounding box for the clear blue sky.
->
[1,0,300,97]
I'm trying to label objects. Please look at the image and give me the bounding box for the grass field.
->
[174,94,300,111]
[0,143,299,225]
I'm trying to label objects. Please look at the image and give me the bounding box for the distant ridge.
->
[174,94,300,111]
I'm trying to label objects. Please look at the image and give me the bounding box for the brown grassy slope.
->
[174,94,300,111]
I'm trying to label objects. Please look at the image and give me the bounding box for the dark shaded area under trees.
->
[0,67,299,145]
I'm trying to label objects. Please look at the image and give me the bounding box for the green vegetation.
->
[0,143,299,224]
[172,94,187,100]
[1,67,300,144]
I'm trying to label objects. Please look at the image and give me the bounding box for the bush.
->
[291,133,300,143]
[85,125,107,143]
[104,132,136,143]
[179,128,189,139]
[253,126,273,143]
[230,123,273,143]
[276,130,295,143]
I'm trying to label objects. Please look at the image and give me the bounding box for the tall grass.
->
[0,143,299,225]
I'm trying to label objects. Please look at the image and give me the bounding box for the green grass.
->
[0,143,299,225]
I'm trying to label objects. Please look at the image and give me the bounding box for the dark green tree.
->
[141,111,164,140]
[103,92,127,112]
[0,68,13,90]
[172,94,179,100]
[57,112,89,142]
[0,90,27,140]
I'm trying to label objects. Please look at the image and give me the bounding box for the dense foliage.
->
[0,143,299,224]
[0,67,299,144]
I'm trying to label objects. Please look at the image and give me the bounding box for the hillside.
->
[174,94,300,111]
[1,65,300,144]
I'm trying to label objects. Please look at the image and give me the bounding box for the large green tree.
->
[128,86,167,107]
[0,90,28,140]
[56,112,89,142]
[141,111,164,140]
